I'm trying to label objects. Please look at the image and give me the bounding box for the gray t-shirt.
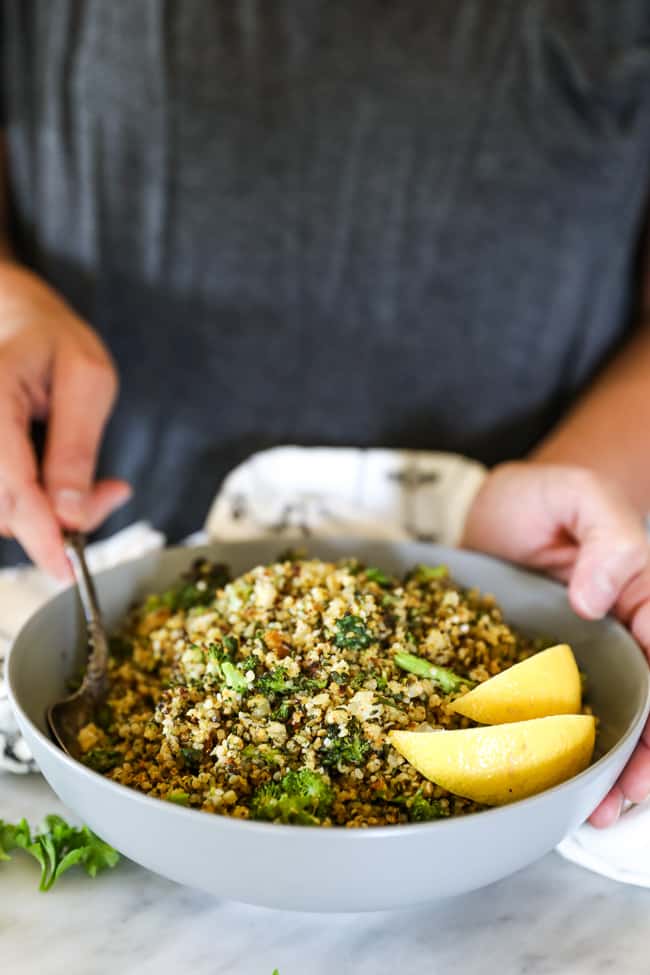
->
[1,1,650,559]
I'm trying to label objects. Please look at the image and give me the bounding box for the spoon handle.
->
[63,530,109,699]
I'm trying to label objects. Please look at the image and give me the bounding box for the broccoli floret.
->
[255,667,328,698]
[250,782,285,820]
[206,642,251,694]
[320,719,371,769]
[282,769,333,815]
[250,769,334,825]
[407,790,449,822]
[333,614,374,650]
[256,667,295,695]
[221,660,249,693]
[241,744,284,768]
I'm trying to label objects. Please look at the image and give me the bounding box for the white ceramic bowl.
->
[8,539,650,912]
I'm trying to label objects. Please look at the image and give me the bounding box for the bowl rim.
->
[8,539,650,841]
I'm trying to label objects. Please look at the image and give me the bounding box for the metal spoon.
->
[47,531,109,758]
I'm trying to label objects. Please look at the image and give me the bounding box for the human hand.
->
[461,460,650,827]
[0,263,131,578]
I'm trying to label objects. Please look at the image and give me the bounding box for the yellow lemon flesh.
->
[389,714,595,805]
[449,644,581,725]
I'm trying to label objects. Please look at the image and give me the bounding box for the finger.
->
[43,342,118,528]
[588,785,624,828]
[614,565,650,626]
[589,722,650,827]
[617,726,650,803]
[85,479,133,531]
[629,602,650,662]
[0,376,71,578]
[8,483,72,579]
[561,473,648,619]
[613,566,650,660]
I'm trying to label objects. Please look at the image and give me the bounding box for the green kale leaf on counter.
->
[0,814,120,891]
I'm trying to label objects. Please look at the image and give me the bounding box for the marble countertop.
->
[2,773,649,975]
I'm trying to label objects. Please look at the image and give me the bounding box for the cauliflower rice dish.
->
[78,555,541,827]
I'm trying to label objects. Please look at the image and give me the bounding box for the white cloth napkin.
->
[2,445,649,888]
[556,802,650,885]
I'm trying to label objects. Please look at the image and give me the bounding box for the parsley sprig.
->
[0,815,120,891]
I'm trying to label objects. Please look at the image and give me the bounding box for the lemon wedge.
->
[448,644,581,724]
[389,714,595,805]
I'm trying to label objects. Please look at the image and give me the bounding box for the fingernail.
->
[117,484,133,505]
[572,590,603,620]
[592,569,616,603]
[54,488,87,525]
[573,570,616,619]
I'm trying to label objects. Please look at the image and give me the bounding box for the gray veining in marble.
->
[1,774,648,975]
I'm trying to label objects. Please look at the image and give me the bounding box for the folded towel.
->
[3,446,648,888]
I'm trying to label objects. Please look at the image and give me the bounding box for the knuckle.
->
[620,539,649,574]
[567,466,600,496]
[72,349,118,399]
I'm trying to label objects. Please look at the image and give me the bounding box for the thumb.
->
[565,474,648,619]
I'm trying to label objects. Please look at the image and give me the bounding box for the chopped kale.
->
[146,560,231,614]
[320,719,371,769]
[351,669,388,691]
[329,671,349,686]
[271,700,292,721]
[333,614,374,651]
[108,635,133,660]
[94,703,114,732]
[364,567,391,587]
[222,634,239,656]
[83,748,122,773]
[180,746,203,773]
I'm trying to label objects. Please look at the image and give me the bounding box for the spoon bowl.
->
[46,531,109,757]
